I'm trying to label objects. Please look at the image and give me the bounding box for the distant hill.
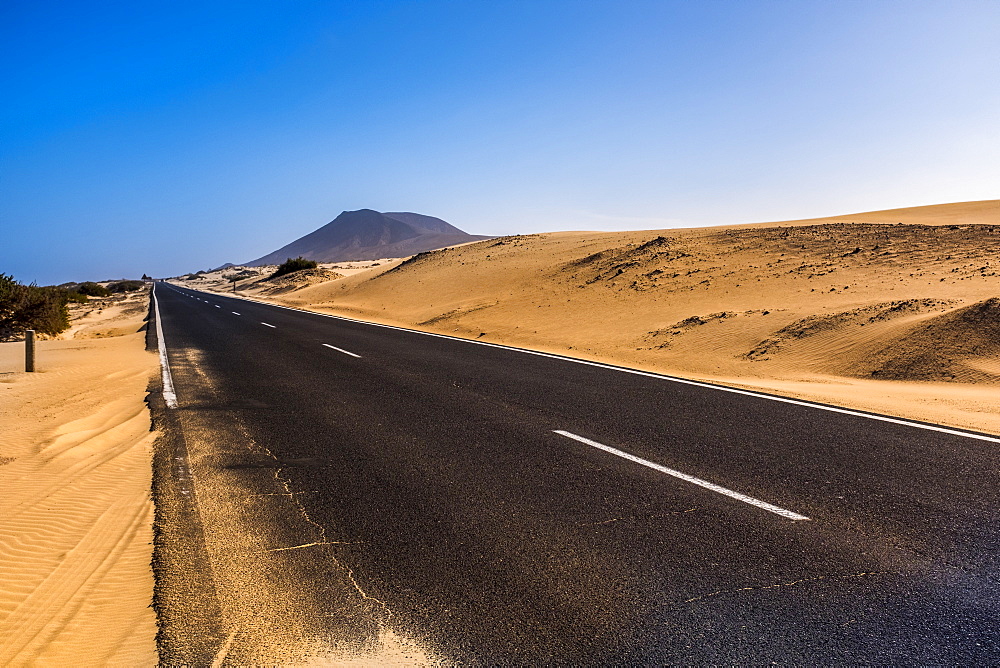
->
[208,262,237,272]
[246,209,491,266]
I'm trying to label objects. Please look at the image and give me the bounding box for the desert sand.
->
[0,290,159,666]
[181,200,1000,436]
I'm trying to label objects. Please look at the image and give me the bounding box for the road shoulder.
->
[0,291,159,666]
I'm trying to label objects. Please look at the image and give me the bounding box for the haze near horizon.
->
[2,0,998,285]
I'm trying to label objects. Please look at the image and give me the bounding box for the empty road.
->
[150,281,1000,664]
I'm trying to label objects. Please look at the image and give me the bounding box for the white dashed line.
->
[261,322,276,328]
[232,312,241,316]
[553,430,809,521]
[214,304,220,308]
[322,343,361,358]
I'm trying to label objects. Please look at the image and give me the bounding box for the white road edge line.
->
[554,430,809,521]
[163,284,1000,445]
[209,629,239,668]
[322,343,361,358]
[261,322,276,328]
[152,286,178,409]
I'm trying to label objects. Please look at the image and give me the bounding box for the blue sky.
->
[2,0,998,284]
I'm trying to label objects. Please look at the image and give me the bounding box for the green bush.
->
[270,257,318,279]
[64,291,89,304]
[108,280,145,293]
[0,274,72,338]
[76,281,111,297]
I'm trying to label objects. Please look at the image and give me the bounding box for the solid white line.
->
[167,285,1000,445]
[232,312,241,316]
[261,322,276,328]
[554,430,809,521]
[152,287,178,409]
[322,343,361,358]
[209,629,239,668]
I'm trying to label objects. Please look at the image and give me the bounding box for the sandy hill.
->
[246,209,491,266]
[732,199,999,229]
[179,200,1000,434]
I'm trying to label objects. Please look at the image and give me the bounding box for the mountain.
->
[381,212,465,234]
[246,209,491,266]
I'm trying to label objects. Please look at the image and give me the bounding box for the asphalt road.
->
[151,281,1000,664]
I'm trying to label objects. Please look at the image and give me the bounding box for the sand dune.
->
[867,298,1000,382]
[731,199,999,228]
[0,291,158,667]
[179,200,1000,435]
[248,267,344,296]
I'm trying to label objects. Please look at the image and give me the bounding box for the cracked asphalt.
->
[151,282,1000,663]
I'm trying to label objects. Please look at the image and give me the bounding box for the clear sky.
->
[2,0,998,285]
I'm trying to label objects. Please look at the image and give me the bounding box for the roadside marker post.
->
[25,330,35,372]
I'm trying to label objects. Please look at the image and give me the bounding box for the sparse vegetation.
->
[76,281,111,297]
[225,269,260,282]
[107,280,145,293]
[0,274,73,339]
[270,257,317,279]
[64,291,89,304]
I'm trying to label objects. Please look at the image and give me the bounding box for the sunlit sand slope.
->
[732,199,999,228]
[0,291,158,667]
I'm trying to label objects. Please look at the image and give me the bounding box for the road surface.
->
[150,281,1000,664]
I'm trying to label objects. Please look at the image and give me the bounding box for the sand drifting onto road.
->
[180,200,1000,436]
[0,291,159,666]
